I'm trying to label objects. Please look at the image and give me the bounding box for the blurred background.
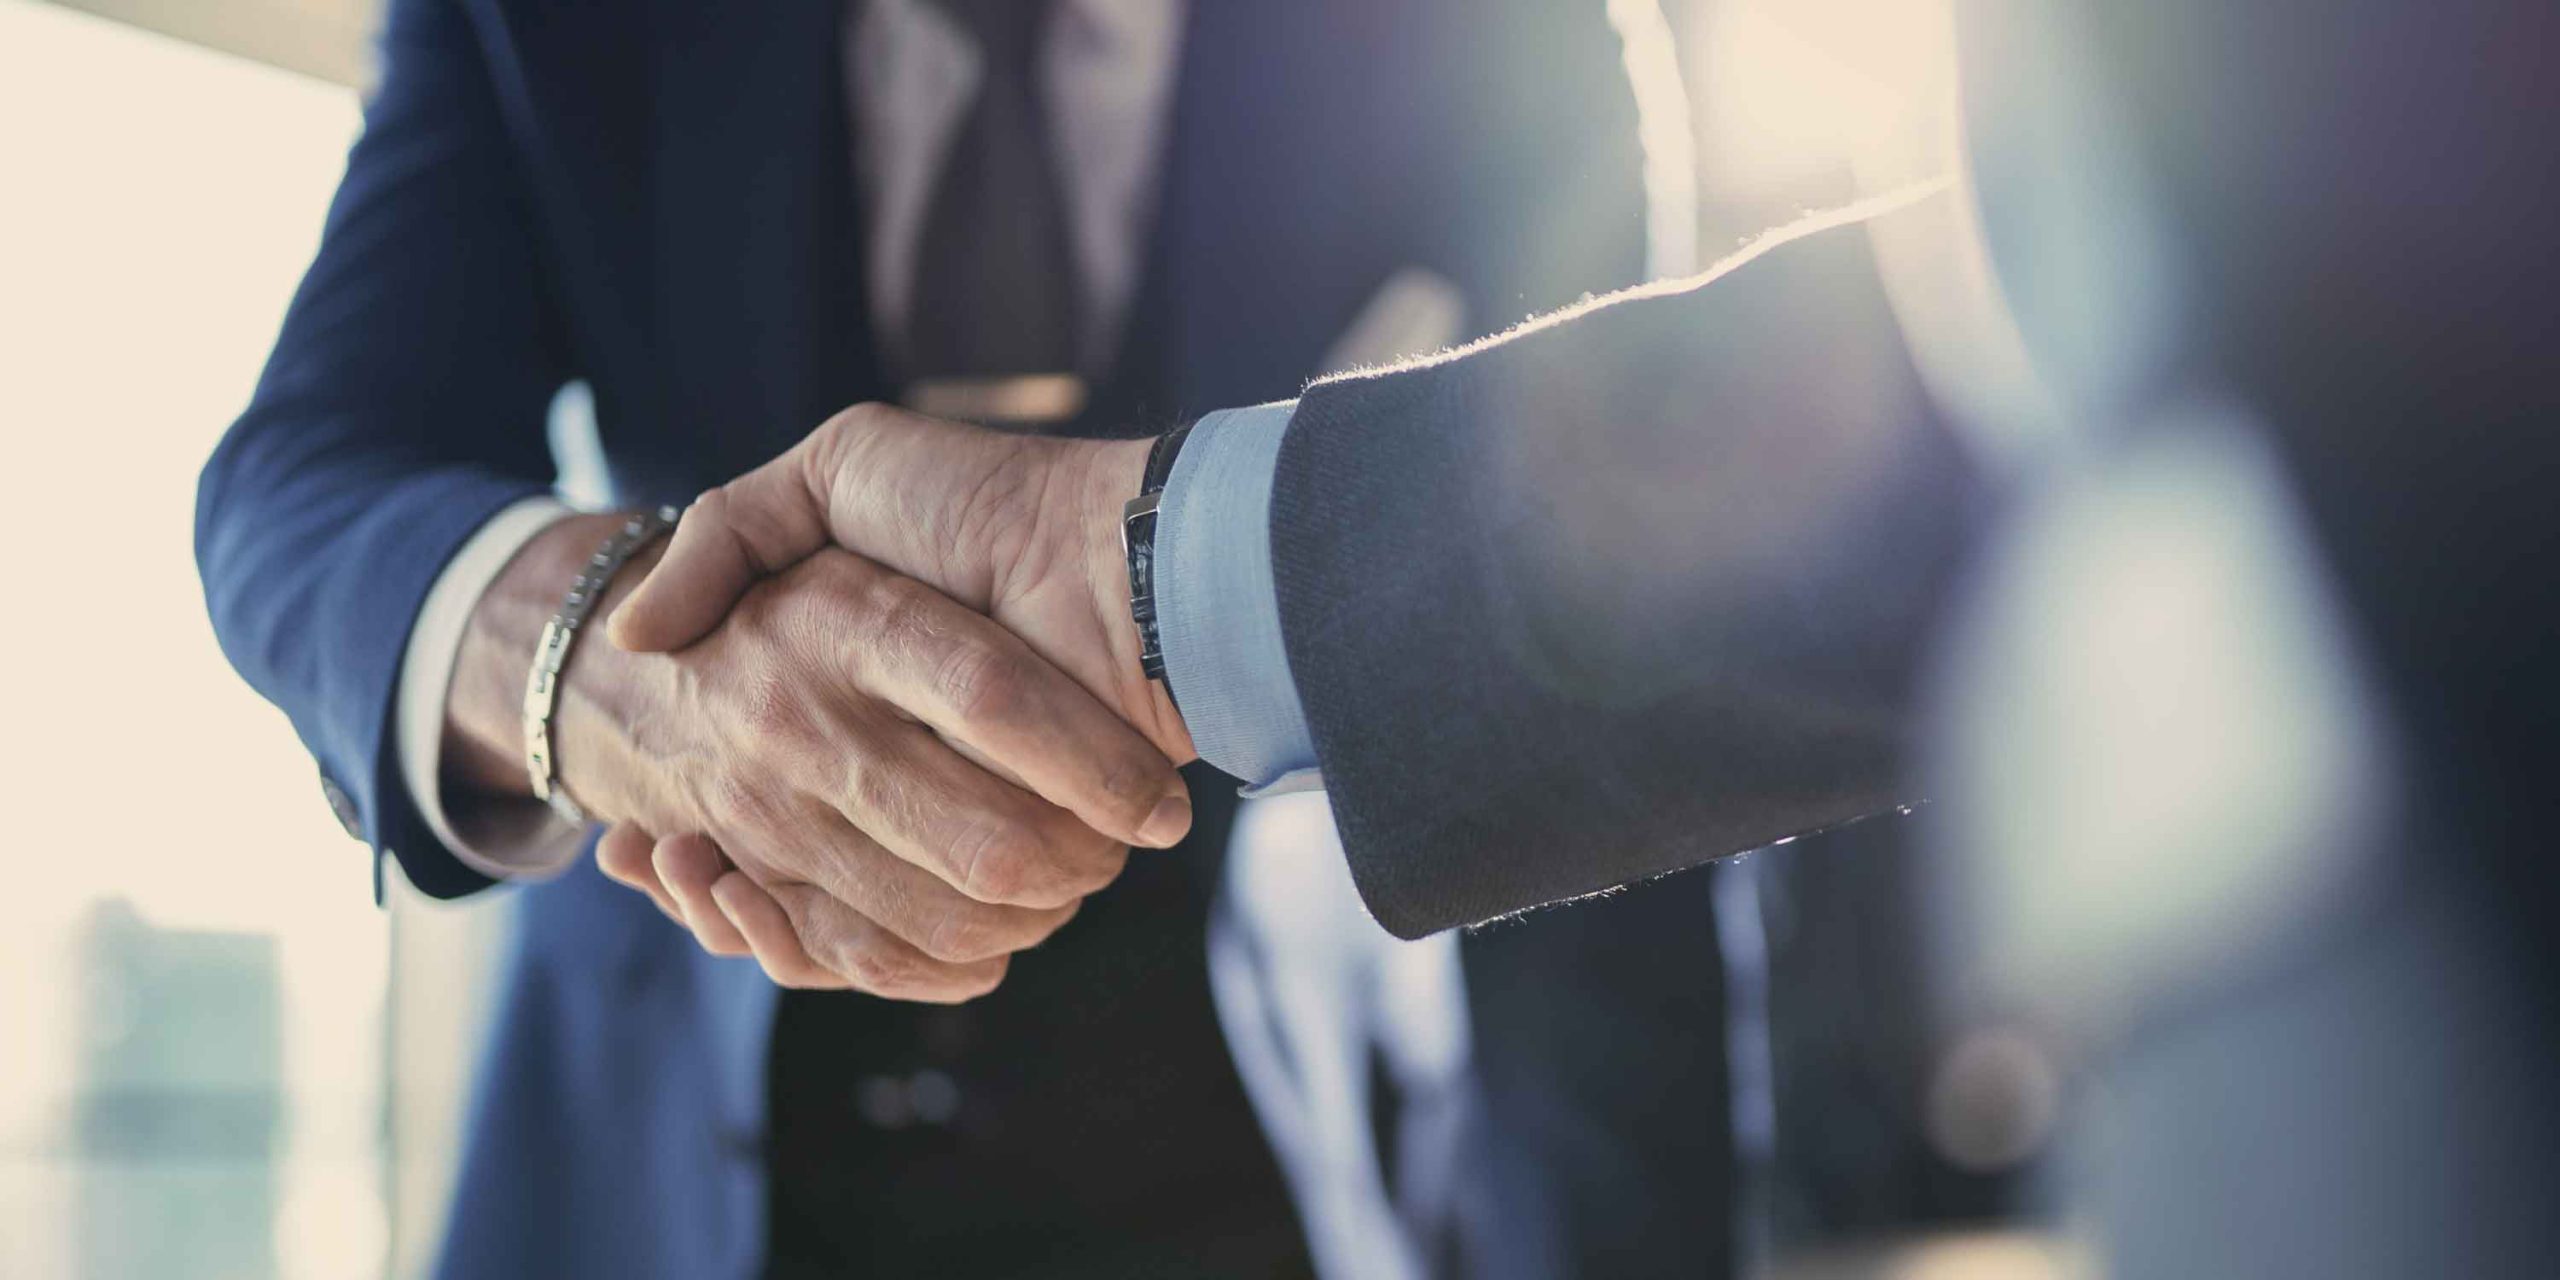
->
[0,1,2018,1276]
[1,6,494,1277]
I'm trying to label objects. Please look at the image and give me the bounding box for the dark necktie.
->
[907,0,1082,386]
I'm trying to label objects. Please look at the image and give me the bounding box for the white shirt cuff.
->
[394,496,589,880]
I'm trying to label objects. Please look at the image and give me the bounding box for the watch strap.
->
[1122,424,1193,686]
[1139,421,1192,495]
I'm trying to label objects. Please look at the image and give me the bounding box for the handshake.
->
[422,206,1966,1000]
[458,404,1197,1002]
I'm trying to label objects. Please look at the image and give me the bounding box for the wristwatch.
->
[1121,423,1192,690]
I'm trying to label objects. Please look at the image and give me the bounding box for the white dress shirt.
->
[389,5,1467,1276]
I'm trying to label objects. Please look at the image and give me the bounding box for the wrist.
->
[443,512,669,817]
[1063,435,1193,759]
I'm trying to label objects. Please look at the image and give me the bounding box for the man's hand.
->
[443,515,1192,1001]
[608,403,1183,760]
[598,405,1193,985]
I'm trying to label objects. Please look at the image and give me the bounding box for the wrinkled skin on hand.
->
[596,404,1187,994]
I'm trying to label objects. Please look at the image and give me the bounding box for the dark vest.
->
[755,118,1303,1274]
[764,768,1299,1279]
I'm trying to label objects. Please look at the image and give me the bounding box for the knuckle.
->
[738,672,817,744]
[819,402,906,475]
[861,572,939,641]
[791,549,871,602]
[684,485,732,534]
[858,577,1029,725]
[822,400,891,440]
[839,941,921,996]
[931,639,1026,724]
[1095,756,1164,828]
[839,754,905,825]
[776,887,852,969]
[706,771,772,831]
[949,820,1040,906]
[919,912,982,965]
[921,903,1013,964]
[768,881,829,932]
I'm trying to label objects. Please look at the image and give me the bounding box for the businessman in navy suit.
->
[197,1,1758,1277]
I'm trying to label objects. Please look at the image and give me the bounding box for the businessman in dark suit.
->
[196,1,1766,1277]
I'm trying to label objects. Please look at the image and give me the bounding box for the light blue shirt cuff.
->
[1156,401,1323,791]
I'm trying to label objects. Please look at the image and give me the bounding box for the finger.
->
[610,402,1014,653]
[707,873,851,991]
[654,833,753,957]
[596,822,686,925]
[744,877,1010,1003]
[848,566,1193,850]
[768,812,1083,964]
[831,719,1133,910]
[593,829,680,921]
[609,441,835,654]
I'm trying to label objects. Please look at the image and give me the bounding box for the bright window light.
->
[0,2,387,1278]
[1692,0,1956,195]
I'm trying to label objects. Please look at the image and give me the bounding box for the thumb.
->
[609,445,833,652]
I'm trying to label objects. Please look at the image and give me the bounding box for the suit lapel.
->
[1092,0,1321,426]
[1139,0,1415,418]
[648,0,879,479]
[462,0,654,403]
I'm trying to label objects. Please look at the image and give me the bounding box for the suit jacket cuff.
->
[394,496,590,881]
[228,467,555,902]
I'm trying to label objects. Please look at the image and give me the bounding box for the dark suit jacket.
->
[196,1,1740,1277]
[1271,204,1994,939]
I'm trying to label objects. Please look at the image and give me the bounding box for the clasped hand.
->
[571,405,1179,1000]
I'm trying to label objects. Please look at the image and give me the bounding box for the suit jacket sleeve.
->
[1269,205,1993,938]
[194,0,566,899]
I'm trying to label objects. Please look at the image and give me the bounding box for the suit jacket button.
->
[853,1071,963,1130]
[855,1075,913,1129]
[907,1069,961,1125]
[318,769,363,841]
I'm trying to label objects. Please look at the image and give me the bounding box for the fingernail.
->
[1136,791,1192,848]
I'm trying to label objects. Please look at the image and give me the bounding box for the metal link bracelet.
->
[522,506,682,826]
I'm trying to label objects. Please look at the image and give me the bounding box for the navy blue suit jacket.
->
[197,2,1731,1276]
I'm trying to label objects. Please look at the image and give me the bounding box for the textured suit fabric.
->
[1271,209,1994,938]
[192,0,1722,1276]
